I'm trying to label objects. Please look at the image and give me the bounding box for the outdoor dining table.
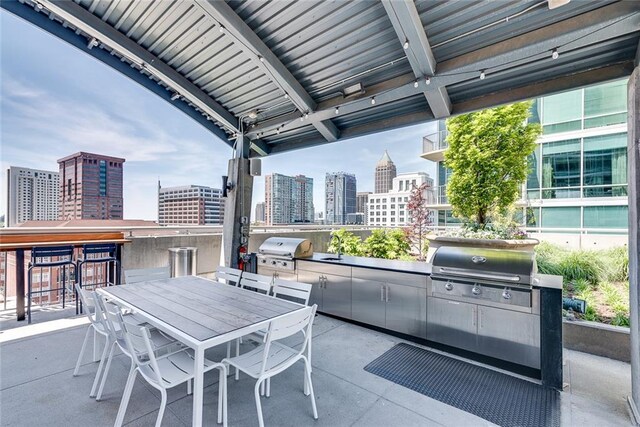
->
[98,275,306,427]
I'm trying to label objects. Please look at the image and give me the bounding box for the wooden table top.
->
[100,276,303,343]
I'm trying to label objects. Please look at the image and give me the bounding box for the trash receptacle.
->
[168,247,197,277]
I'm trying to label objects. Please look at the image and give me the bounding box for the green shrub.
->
[534,242,566,276]
[558,251,604,285]
[611,312,630,327]
[327,229,364,256]
[362,229,411,260]
[600,246,629,282]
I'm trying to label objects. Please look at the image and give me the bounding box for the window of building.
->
[583,80,627,129]
[541,207,580,228]
[582,133,627,197]
[526,146,541,199]
[541,139,581,198]
[583,206,628,229]
[541,90,582,134]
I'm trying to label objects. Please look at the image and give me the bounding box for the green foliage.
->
[445,102,541,225]
[327,228,411,260]
[540,242,630,326]
[362,229,411,260]
[327,229,364,256]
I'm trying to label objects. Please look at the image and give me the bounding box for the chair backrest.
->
[215,266,242,286]
[239,272,272,294]
[260,305,317,375]
[75,282,101,325]
[82,243,117,259]
[272,278,312,305]
[124,266,170,284]
[101,298,154,366]
[30,245,74,267]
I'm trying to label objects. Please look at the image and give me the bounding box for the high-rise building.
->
[356,191,372,222]
[367,172,434,227]
[57,152,124,220]
[421,78,629,235]
[158,184,224,225]
[255,202,265,223]
[6,166,59,227]
[325,172,357,225]
[374,150,397,193]
[264,173,314,225]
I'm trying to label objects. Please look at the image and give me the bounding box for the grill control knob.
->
[502,289,511,300]
[261,259,266,263]
[445,281,453,291]
[282,261,287,267]
[271,260,277,265]
[472,285,481,295]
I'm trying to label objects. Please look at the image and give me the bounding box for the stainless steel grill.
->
[257,237,313,273]
[428,246,541,369]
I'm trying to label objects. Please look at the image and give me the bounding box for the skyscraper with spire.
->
[374,150,397,193]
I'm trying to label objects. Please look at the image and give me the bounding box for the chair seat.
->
[224,341,298,379]
[139,349,220,388]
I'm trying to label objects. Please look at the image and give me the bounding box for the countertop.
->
[297,252,432,275]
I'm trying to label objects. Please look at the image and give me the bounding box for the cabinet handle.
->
[479,308,482,328]
[385,286,389,302]
[380,285,384,302]
[472,307,476,326]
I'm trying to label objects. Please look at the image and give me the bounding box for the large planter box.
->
[563,319,631,362]
[425,235,539,260]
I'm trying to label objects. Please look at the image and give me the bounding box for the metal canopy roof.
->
[4,0,639,157]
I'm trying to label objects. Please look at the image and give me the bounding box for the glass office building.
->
[422,78,629,232]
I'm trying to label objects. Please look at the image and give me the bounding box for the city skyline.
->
[0,10,436,222]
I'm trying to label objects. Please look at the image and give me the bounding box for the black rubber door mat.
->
[364,343,560,427]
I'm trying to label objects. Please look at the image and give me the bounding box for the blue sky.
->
[0,10,436,221]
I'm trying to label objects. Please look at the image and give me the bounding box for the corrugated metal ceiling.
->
[4,0,638,156]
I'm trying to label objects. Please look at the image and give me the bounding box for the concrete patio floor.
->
[0,313,633,426]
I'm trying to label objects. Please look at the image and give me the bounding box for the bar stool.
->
[77,243,120,313]
[27,245,75,324]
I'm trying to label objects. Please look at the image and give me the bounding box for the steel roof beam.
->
[438,1,639,76]
[381,0,451,119]
[195,0,340,142]
[250,139,271,157]
[263,61,632,157]
[36,0,239,134]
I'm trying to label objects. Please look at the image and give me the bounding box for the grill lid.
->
[431,246,536,284]
[258,237,313,259]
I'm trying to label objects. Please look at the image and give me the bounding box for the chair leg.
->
[93,328,100,362]
[73,326,92,376]
[266,378,271,398]
[304,358,318,420]
[235,339,240,380]
[187,379,192,395]
[27,269,32,324]
[96,341,117,401]
[217,367,227,425]
[115,367,137,427]
[260,380,265,397]
[90,338,112,397]
[155,389,168,427]
[254,379,265,427]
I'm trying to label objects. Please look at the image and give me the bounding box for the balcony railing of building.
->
[422,130,449,154]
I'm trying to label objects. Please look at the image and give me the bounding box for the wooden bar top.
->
[0,232,130,251]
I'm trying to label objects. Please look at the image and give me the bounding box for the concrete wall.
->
[121,228,374,276]
[528,232,628,250]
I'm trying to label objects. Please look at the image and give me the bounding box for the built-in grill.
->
[428,246,542,370]
[257,237,313,276]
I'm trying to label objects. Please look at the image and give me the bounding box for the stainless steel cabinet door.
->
[386,284,427,339]
[477,306,541,369]
[274,271,297,281]
[351,278,386,328]
[297,269,322,311]
[322,272,352,319]
[427,297,477,352]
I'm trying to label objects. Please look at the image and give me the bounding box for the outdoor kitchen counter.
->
[300,252,432,275]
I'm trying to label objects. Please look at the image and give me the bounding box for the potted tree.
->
[427,101,542,255]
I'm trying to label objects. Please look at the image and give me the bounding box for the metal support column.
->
[222,135,253,269]
[628,65,640,424]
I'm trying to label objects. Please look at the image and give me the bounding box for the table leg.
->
[15,249,25,321]
[193,347,204,427]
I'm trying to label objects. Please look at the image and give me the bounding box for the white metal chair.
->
[272,278,312,305]
[93,295,181,401]
[73,283,112,398]
[123,266,170,284]
[239,272,273,295]
[223,305,318,427]
[104,299,228,427]
[215,266,243,286]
